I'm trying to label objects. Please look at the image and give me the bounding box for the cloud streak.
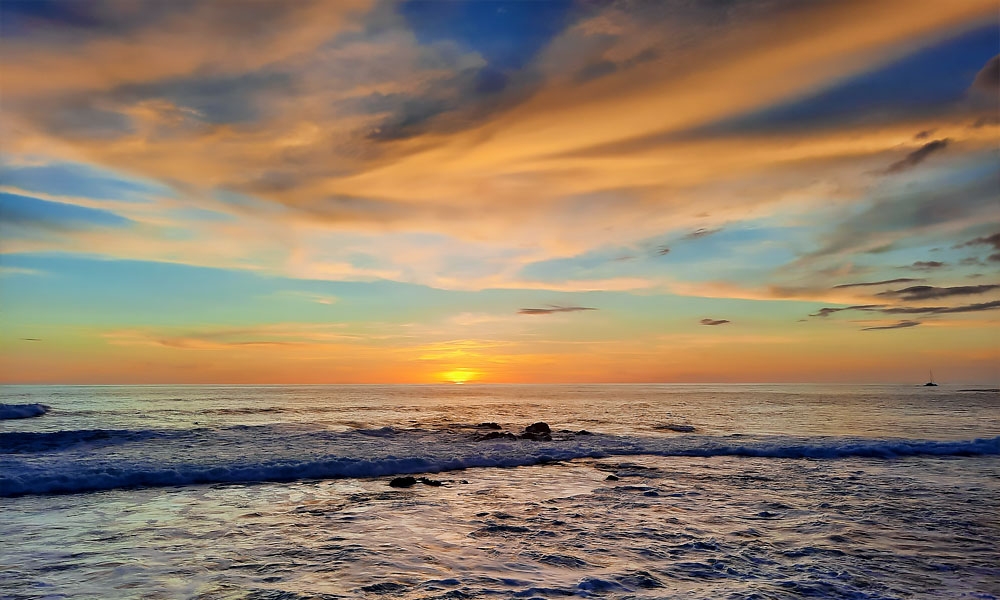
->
[884,139,950,174]
[972,55,999,91]
[832,278,922,289]
[955,232,1000,262]
[699,318,730,326]
[909,261,945,270]
[812,300,1000,319]
[810,305,885,318]
[517,306,597,316]
[956,232,1000,250]
[517,306,597,315]
[876,284,1000,301]
[881,300,1000,315]
[862,320,921,331]
[684,228,722,240]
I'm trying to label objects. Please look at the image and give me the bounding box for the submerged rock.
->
[361,582,407,593]
[478,431,517,441]
[417,477,442,487]
[519,431,552,441]
[657,423,696,433]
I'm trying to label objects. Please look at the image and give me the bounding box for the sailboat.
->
[923,370,938,387]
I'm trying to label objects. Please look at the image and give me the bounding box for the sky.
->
[0,0,998,385]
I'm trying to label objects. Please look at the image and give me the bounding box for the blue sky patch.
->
[0,161,166,203]
[0,192,131,230]
[693,25,999,135]
[399,0,575,70]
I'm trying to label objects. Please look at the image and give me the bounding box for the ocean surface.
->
[1,383,998,599]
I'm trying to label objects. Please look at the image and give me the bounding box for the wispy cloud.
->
[810,305,885,318]
[971,55,999,92]
[800,168,999,263]
[884,138,949,174]
[881,300,1000,315]
[699,318,730,326]
[1,0,994,295]
[811,300,1000,319]
[955,231,1000,263]
[518,306,597,315]
[955,232,1000,250]
[684,228,722,241]
[862,320,921,331]
[876,284,1000,301]
[103,323,366,350]
[273,291,338,305]
[832,278,922,289]
[0,266,46,277]
[909,261,946,270]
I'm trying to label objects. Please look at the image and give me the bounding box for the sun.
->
[441,369,478,384]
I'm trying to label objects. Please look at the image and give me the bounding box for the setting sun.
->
[442,369,478,384]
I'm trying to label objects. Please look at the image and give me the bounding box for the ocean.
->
[1,384,998,599]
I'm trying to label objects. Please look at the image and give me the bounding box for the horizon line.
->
[1,381,994,387]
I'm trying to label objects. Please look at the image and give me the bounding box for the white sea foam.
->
[2,425,997,497]
[0,403,50,420]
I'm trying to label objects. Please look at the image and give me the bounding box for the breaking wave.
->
[0,403,50,420]
[1,425,997,497]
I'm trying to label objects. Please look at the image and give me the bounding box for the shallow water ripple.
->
[2,454,998,599]
[3,384,998,598]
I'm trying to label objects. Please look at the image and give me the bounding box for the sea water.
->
[1,384,998,599]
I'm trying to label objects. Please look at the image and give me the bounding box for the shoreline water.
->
[2,384,998,598]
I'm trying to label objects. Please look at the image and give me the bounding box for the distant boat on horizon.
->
[924,370,938,387]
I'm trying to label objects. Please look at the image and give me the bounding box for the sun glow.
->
[442,369,478,384]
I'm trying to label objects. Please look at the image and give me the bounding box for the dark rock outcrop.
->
[389,476,445,488]
[525,422,551,435]
[477,421,563,441]
[476,422,502,430]
[519,422,552,441]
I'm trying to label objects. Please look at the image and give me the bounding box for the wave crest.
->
[0,403,50,420]
[1,427,996,497]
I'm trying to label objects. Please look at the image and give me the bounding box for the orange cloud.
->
[2,0,997,296]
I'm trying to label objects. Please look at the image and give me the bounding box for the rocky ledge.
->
[474,421,594,442]
[389,476,445,488]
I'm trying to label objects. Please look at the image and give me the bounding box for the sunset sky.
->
[1,0,998,384]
